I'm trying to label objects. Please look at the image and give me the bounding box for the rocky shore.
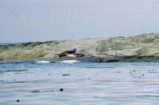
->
[1,33,159,62]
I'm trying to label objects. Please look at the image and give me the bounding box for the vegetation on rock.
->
[0,33,159,62]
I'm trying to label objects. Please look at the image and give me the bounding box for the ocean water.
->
[0,60,159,105]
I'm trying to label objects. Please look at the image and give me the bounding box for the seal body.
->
[65,49,76,54]
[59,49,85,58]
[59,49,76,58]
[59,53,67,58]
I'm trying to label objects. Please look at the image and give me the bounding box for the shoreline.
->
[1,33,159,62]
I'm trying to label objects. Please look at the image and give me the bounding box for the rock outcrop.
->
[1,33,159,62]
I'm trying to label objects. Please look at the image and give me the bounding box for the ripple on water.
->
[0,62,159,105]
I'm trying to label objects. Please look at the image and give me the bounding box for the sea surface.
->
[0,60,159,105]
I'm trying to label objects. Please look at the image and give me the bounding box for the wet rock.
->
[31,90,40,93]
[59,88,64,92]
[106,59,119,62]
[48,73,52,76]
[49,90,55,92]
[80,56,103,62]
[62,74,70,76]
[0,80,4,82]
[88,77,91,80]
[59,49,76,58]
[16,99,20,102]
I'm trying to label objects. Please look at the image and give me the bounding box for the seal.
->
[59,49,76,58]
[59,49,85,58]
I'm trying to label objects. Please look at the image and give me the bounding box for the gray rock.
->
[1,33,159,62]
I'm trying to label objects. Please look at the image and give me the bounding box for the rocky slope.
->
[1,33,159,62]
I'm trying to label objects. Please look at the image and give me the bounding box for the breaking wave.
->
[35,60,50,64]
[59,60,80,64]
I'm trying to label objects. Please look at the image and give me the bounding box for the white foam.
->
[60,60,80,64]
[35,60,50,64]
